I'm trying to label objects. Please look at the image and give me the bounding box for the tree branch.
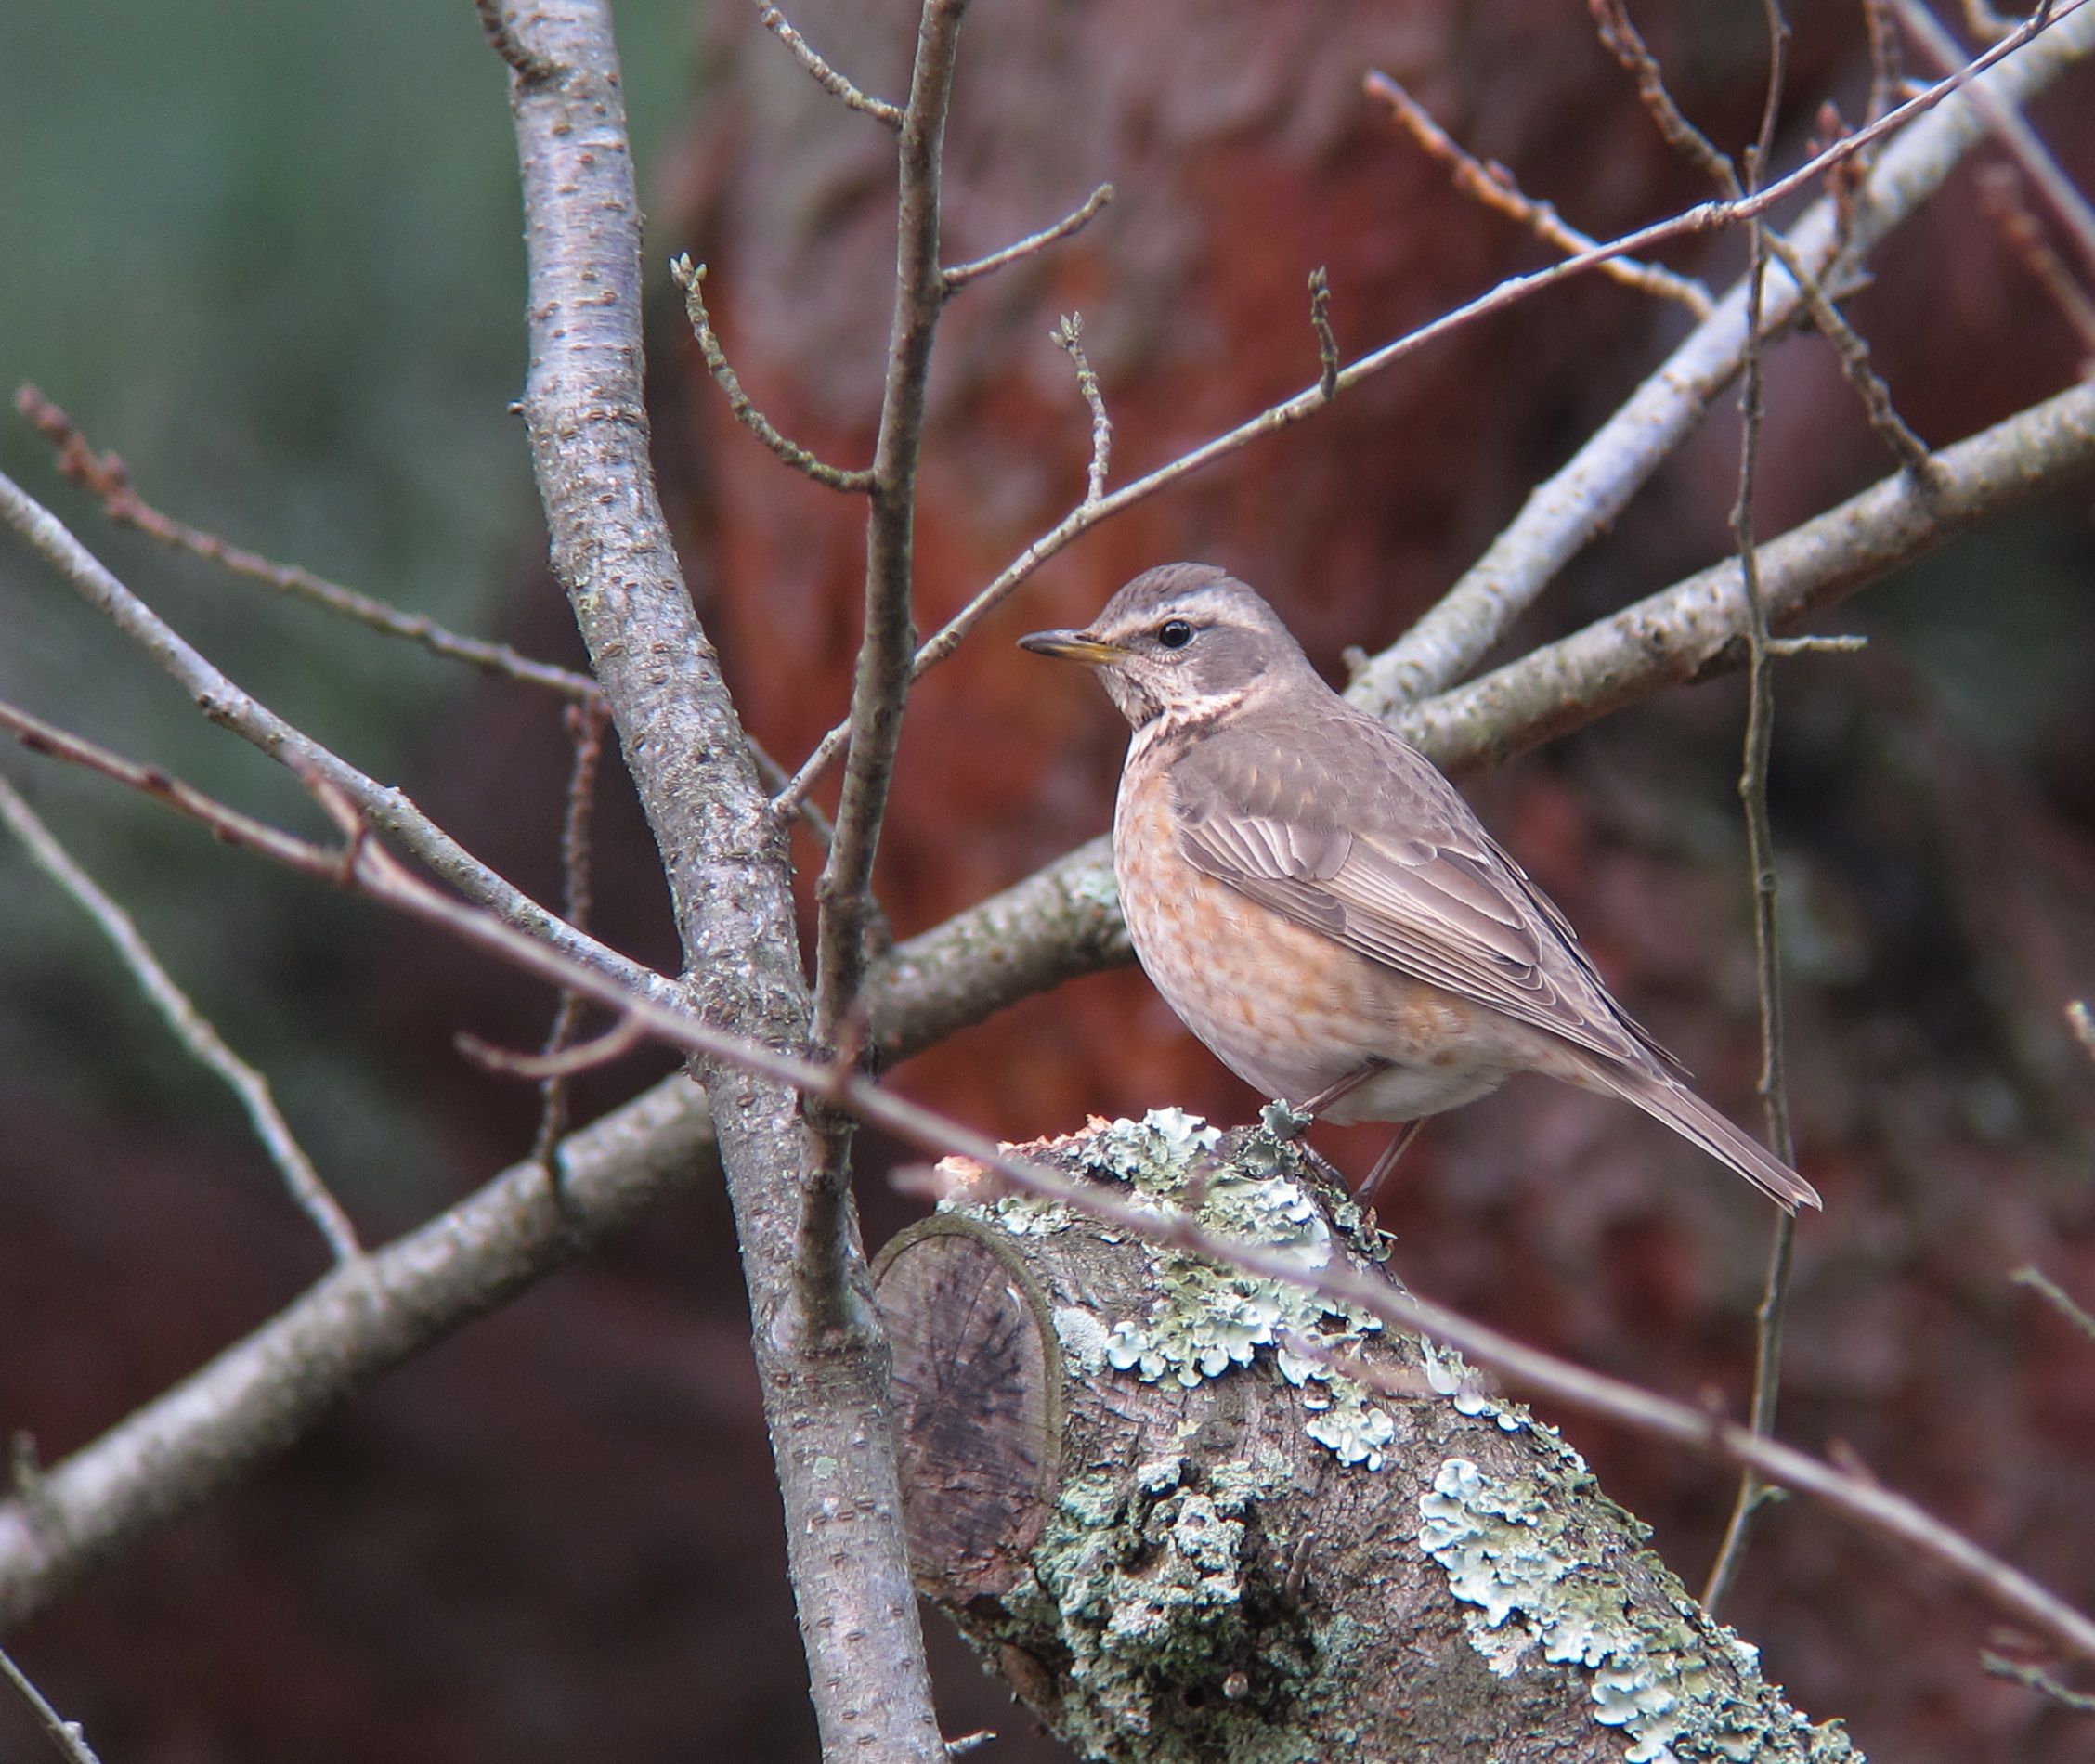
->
[14,386,601,701]
[488,0,943,1755]
[0,773,359,1263]
[942,182,1113,292]
[0,464,662,1003]
[802,0,970,1329]
[1351,0,2095,714]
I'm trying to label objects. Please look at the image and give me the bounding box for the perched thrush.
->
[1020,563,1820,1213]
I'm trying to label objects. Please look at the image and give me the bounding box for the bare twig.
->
[1767,633,1868,654]
[1760,228,1943,478]
[1308,267,1340,398]
[0,463,668,1005]
[494,0,943,1752]
[475,0,565,84]
[529,695,613,1173]
[1978,165,2095,354]
[943,183,1113,292]
[1363,71,1713,317]
[1354,0,2095,715]
[461,1016,647,1082]
[670,257,874,493]
[1586,0,1745,194]
[15,386,601,702]
[0,1647,103,1764]
[1703,7,1802,1617]
[1899,0,2095,279]
[1399,380,2095,765]
[2014,1265,2095,1341]
[1054,313,1112,505]
[753,1,903,127]
[0,772,359,1262]
[1983,1650,2095,1711]
[801,0,973,1339]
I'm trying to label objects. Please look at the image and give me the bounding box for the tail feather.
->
[1592,1065,1822,1213]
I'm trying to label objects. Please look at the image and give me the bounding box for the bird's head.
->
[1018,563,1311,730]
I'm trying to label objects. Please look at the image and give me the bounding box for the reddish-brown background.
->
[6,3,2095,1759]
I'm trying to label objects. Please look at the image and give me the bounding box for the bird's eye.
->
[1157,618,1194,650]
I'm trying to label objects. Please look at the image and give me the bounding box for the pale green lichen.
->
[1053,1304,1113,1373]
[1418,1337,1532,1434]
[1417,1457,1861,1764]
[995,1455,1317,1764]
[1061,1110,1396,1469]
[986,1191,1076,1235]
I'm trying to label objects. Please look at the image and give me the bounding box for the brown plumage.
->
[1020,562,1820,1213]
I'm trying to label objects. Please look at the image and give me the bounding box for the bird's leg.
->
[1358,1119,1424,1207]
[1264,1062,1387,1142]
[1295,1061,1386,1120]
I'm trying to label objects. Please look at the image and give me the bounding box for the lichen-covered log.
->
[872,1112,1860,1764]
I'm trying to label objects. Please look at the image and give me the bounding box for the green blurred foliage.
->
[0,0,696,1206]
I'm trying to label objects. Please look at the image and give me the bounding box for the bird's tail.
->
[1587,1063,1822,1213]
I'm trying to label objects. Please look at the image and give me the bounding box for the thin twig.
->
[1705,9,1802,1615]
[801,0,972,1336]
[943,184,1113,292]
[529,696,612,1174]
[1866,0,1908,122]
[1054,313,1112,505]
[1766,633,1868,655]
[780,0,2095,811]
[15,386,601,701]
[0,1647,103,1764]
[670,257,874,493]
[1354,0,2095,714]
[1898,0,2095,280]
[461,1016,647,1082]
[1308,268,1340,399]
[2013,1265,2095,1341]
[1583,0,1940,481]
[0,462,670,1005]
[1978,165,2095,355]
[1761,229,1943,478]
[1983,1650,2095,1711]
[0,770,359,1260]
[1363,71,1712,316]
[1586,0,1745,194]
[753,1,903,127]
[475,0,565,84]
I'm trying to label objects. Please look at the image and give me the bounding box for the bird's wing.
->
[1170,709,1676,1074]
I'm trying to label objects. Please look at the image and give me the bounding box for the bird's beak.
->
[1018,628,1124,665]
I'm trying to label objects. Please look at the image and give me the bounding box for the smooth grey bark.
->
[488,5,942,1758]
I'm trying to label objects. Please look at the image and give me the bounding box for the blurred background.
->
[3,0,2093,1758]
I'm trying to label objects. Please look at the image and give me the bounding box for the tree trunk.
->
[874,1113,1860,1763]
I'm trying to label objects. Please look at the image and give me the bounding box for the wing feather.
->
[1170,708,1674,1073]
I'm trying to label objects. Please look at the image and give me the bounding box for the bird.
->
[1018,562,1820,1213]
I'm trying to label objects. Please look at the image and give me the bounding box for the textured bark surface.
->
[876,1116,1859,1764]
